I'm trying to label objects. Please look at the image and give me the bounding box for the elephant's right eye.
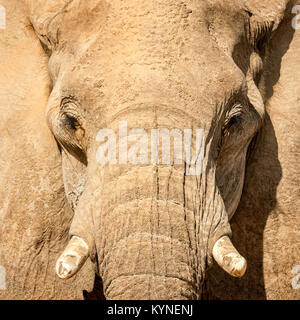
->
[62,113,81,131]
[47,99,88,165]
[59,98,85,134]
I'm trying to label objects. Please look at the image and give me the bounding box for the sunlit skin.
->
[0,0,298,300]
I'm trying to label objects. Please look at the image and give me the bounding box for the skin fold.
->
[0,0,299,299]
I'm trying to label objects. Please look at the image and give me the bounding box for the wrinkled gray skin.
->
[0,0,299,300]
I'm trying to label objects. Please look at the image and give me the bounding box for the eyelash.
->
[223,103,244,130]
[63,113,81,130]
[56,109,87,164]
[60,97,83,130]
[218,103,245,152]
[224,113,243,131]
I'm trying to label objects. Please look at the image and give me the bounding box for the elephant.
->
[0,0,299,300]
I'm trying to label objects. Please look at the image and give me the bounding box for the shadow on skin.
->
[208,113,281,299]
[207,3,295,299]
[83,275,106,300]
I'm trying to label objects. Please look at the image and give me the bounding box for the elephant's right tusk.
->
[56,236,89,280]
[212,235,247,278]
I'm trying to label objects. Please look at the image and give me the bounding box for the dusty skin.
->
[0,0,299,299]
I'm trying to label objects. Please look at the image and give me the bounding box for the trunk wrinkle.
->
[104,198,195,217]
[101,232,191,266]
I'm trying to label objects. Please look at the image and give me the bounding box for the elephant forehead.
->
[63,1,245,54]
[30,0,247,56]
[59,47,246,125]
[44,0,247,119]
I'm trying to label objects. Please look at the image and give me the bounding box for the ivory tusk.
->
[56,236,89,280]
[212,235,247,278]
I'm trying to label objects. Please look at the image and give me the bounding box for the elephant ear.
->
[24,0,71,54]
[245,0,289,28]
[0,0,95,299]
[208,0,300,299]
[256,0,300,300]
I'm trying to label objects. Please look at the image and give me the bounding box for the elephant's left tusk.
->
[56,236,89,280]
[212,235,247,278]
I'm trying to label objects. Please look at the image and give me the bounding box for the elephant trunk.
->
[94,165,200,299]
[56,115,247,298]
[94,162,231,299]
[102,231,197,300]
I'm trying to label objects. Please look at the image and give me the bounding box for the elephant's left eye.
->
[222,103,245,138]
[224,113,243,132]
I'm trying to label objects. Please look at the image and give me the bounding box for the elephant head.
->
[22,0,293,299]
